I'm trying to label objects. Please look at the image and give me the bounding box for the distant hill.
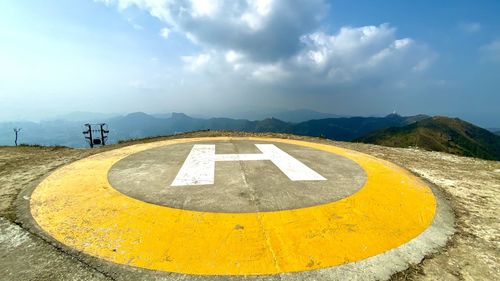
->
[290,113,429,141]
[0,112,426,147]
[107,112,425,142]
[357,116,500,160]
[224,109,344,122]
[268,109,343,123]
[0,120,86,147]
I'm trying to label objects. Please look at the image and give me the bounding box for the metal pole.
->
[100,124,106,146]
[13,128,21,146]
[88,124,94,148]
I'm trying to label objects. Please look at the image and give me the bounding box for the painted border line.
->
[29,137,437,276]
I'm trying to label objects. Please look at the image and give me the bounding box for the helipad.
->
[27,137,453,279]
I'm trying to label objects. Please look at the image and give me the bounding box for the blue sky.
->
[0,0,499,127]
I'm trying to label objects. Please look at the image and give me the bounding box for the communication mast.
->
[83,123,109,148]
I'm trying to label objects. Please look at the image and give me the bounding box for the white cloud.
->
[459,22,481,33]
[250,63,288,82]
[126,17,143,30]
[181,53,212,71]
[480,40,500,62]
[293,24,433,83]
[160,27,171,39]
[190,0,220,18]
[98,1,435,88]
[413,58,432,72]
[98,0,327,61]
[241,0,274,30]
[225,50,243,63]
[176,23,434,87]
[393,38,412,49]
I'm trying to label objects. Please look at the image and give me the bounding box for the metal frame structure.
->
[83,123,109,148]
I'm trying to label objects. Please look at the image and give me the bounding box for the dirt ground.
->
[0,131,498,280]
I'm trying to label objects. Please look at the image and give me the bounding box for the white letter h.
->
[171,144,326,186]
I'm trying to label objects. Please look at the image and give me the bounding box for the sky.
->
[0,0,499,127]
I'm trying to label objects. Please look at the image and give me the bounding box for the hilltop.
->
[0,131,498,281]
[357,116,500,160]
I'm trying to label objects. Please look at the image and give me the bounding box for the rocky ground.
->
[0,131,498,280]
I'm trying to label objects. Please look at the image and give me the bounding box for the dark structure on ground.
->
[13,128,21,146]
[83,123,109,148]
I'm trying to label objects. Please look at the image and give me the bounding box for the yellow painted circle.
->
[30,137,436,275]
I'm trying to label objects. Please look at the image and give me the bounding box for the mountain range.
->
[105,112,430,143]
[1,112,499,160]
[0,112,426,147]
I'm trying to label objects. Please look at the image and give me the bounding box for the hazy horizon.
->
[2,109,499,132]
[1,1,499,127]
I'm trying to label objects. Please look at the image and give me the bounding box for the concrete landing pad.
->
[108,140,366,212]
[26,137,454,280]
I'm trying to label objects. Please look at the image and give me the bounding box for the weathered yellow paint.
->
[30,137,436,275]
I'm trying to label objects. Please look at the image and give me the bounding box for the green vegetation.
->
[356,116,500,160]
